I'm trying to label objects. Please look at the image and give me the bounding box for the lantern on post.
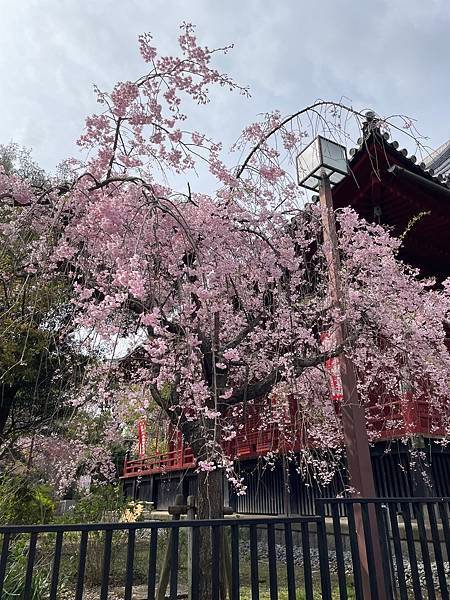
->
[296,135,348,191]
[297,136,387,599]
[296,136,376,496]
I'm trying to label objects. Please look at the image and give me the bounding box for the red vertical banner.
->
[321,331,344,404]
[138,419,147,457]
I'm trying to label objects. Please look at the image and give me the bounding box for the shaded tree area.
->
[0,144,81,444]
[0,146,119,497]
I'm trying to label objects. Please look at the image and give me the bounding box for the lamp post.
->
[297,136,377,497]
[297,136,386,599]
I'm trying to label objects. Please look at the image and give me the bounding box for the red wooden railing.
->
[123,447,196,477]
[122,392,449,479]
[366,396,447,440]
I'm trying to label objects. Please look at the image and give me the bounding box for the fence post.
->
[316,501,332,600]
[347,499,388,600]
[156,494,185,600]
[187,495,196,600]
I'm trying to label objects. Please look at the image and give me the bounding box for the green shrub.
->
[0,475,55,525]
[59,483,126,524]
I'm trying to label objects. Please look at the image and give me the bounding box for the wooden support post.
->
[319,175,387,599]
[156,494,186,600]
[158,494,235,600]
[185,495,233,600]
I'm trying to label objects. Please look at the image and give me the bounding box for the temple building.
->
[122,119,450,514]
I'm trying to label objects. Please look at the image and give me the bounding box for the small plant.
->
[120,500,146,522]
[1,539,50,599]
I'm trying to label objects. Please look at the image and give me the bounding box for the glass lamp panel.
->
[319,138,348,174]
[329,171,346,184]
[297,137,321,183]
[304,175,320,190]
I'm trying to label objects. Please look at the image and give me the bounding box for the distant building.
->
[425,139,450,179]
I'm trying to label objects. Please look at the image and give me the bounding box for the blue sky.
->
[2,0,449,176]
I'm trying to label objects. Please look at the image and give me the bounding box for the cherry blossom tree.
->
[2,23,450,559]
[0,144,89,450]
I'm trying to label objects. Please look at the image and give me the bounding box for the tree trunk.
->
[0,386,14,439]
[197,467,225,600]
[197,466,224,520]
[173,414,229,598]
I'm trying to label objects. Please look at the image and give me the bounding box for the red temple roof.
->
[332,122,450,280]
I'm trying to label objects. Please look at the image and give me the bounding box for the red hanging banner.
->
[321,331,344,404]
[137,419,147,457]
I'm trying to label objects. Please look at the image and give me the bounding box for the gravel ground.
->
[239,540,351,574]
[239,540,450,587]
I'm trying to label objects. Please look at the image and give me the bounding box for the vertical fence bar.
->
[230,524,240,600]
[23,532,38,599]
[190,526,200,600]
[284,522,296,600]
[147,528,158,600]
[124,528,136,600]
[387,503,408,600]
[75,530,89,600]
[438,502,450,563]
[211,525,221,600]
[301,521,313,600]
[331,503,348,600]
[373,504,394,600]
[100,529,113,600]
[347,503,364,600]
[415,502,437,600]
[267,523,278,600]
[249,524,260,600]
[427,502,449,600]
[400,502,422,600]
[0,532,10,597]
[383,505,396,599]
[49,531,64,600]
[361,503,380,600]
[316,503,332,600]
[169,526,179,600]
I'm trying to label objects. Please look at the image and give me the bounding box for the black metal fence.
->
[0,497,449,599]
[318,497,450,600]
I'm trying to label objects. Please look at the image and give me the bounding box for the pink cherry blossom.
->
[2,23,449,497]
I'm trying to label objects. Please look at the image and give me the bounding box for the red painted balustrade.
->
[122,391,449,479]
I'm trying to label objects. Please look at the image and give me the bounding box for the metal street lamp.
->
[297,137,386,599]
[296,135,348,191]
